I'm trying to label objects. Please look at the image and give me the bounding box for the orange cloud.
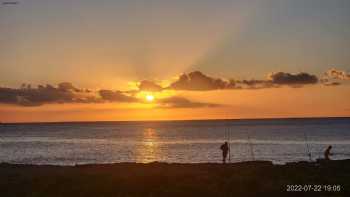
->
[138,80,163,92]
[158,96,221,108]
[324,68,350,80]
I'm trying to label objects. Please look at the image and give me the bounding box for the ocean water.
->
[0,118,349,165]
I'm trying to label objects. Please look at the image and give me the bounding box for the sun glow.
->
[135,90,175,106]
[146,94,155,102]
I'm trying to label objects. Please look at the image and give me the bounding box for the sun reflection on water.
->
[136,128,161,163]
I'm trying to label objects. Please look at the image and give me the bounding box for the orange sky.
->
[1,1,350,122]
[1,84,349,123]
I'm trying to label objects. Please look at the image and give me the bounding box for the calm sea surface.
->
[0,118,349,165]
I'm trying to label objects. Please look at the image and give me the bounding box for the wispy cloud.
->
[158,96,221,108]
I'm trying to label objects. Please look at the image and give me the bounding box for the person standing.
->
[324,145,333,160]
[220,142,229,163]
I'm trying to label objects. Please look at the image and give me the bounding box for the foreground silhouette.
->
[0,160,349,197]
[220,142,230,163]
[324,145,333,160]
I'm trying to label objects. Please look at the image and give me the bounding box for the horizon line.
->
[1,116,349,125]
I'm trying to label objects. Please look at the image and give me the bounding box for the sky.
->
[0,0,350,122]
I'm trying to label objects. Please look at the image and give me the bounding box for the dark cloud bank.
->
[0,83,102,107]
[0,69,347,107]
[168,71,319,91]
[0,82,216,108]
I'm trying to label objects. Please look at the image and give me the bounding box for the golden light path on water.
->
[135,128,161,163]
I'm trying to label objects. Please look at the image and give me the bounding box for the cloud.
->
[0,82,221,108]
[320,68,350,86]
[324,69,350,80]
[167,71,319,91]
[268,72,318,85]
[234,79,274,89]
[99,90,138,102]
[168,71,233,91]
[323,82,341,86]
[57,82,84,92]
[0,87,20,104]
[0,83,95,106]
[0,82,140,107]
[0,69,336,107]
[158,96,221,108]
[138,80,163,92]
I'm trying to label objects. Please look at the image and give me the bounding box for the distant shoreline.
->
[1,116,350,125]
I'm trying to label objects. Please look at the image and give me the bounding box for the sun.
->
[146,94,155,102]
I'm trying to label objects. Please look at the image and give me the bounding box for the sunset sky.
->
[1,0,350,122]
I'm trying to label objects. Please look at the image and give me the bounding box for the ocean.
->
[0,118,349,165]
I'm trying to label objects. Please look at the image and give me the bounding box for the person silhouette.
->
[220,142,229,163]
[324,145,332,160]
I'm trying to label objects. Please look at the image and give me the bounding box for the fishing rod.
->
[247,131,255,161]
[228,119,231,163]
[223,115,231,163]
[303,130,312,161]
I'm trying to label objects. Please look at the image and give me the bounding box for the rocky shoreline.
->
[0,160,349,196]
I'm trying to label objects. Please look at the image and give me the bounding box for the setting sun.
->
[1,1,350,196]
[146,94,155,102]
